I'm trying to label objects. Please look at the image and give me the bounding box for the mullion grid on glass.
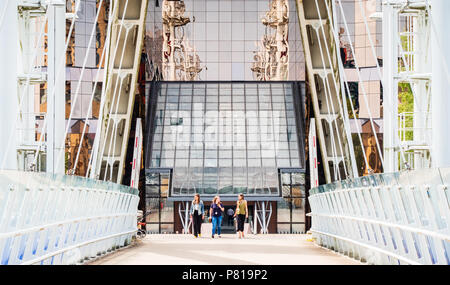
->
[214,84,220,194]
[245,83,259,194]
[269,84,279,195]
[157,82,303,197]
[285,83,300,167]
[282,83,292,166]
[235,85,248,194]
[291,83,302,167]
[278,171,306,233]
[154,83,168,168]
[172,84,182,193]
[163,84,179,169]
[146,1,305,81]
[243,84,253,195]
[230,83,235,193]
[242,84,249,195]
[192,84,205,194]
[259,84,273,195]
[216,85,220,194]
[255,84,264,194]
[186,83,194,195]
[201,84,207,194]
[202,83,218,194]
[231,84,242,194]
[218,84,232,194]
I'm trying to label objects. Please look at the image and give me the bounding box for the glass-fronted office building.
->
[144,0,307,233]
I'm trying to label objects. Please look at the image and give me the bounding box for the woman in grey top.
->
[190,193,204,238]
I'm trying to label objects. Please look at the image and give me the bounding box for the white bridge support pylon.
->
[91,0,148,183]
[0,0,18,170]
[47,1,66,175]
[296,0,358,183]
[431,0,450,168]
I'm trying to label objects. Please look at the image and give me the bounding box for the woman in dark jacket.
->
[210,196,224,238]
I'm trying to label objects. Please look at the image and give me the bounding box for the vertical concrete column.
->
[47,2,66,174]
[0,1,18,170]
[431,0,450,168]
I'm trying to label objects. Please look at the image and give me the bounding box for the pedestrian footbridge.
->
[1,0,449,266]
[1,167,449,265]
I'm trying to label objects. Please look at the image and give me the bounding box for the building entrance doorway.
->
[206,203,254,234]
[222,205,236,233]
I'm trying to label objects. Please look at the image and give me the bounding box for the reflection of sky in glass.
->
[145,0,305,81]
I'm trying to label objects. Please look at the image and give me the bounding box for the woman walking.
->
[210,196,224,238]
[234,193,248,239]
[190,193,204,238]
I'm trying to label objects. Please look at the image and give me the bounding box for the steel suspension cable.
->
[93,0,131,181]
[312,26,344,181]
[326,0,371,174]
[314,0,360,178]
[55,0,106,172]
[313,0,370,175]
[31,0,82,167]
[332,0,385,169]
[73,0,115,175]
[353,0,410,169]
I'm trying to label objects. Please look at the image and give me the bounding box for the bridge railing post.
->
[308,168,450,265]
[0,170,139,265]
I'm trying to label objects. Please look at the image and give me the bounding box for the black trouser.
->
[237,214,246,232]
[192,210,202,237]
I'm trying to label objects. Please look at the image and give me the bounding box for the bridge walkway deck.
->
[90,234,359,265]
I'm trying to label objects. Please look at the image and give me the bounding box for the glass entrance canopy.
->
[146,82,305,198]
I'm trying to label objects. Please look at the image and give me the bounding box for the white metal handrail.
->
[398,111,432,143]
[0,170,139,265]
[308,168,450,265]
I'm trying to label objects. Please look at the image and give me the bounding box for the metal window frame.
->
[146,81,306,200]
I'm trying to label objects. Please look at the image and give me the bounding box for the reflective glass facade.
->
[146,82,305,198]
[145,0,305,81]
[277,170,306,233]
[143,0,308,233]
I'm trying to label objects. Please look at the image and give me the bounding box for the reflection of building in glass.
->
[335,0,386,176]
[144,0,307,234]
[145,0,306,233]
[145,81,307,234]
[148,82,304,195]
[252,0,289,80]
[145,0,305,81]
[36,0,112,175]
[162,0,203,80]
